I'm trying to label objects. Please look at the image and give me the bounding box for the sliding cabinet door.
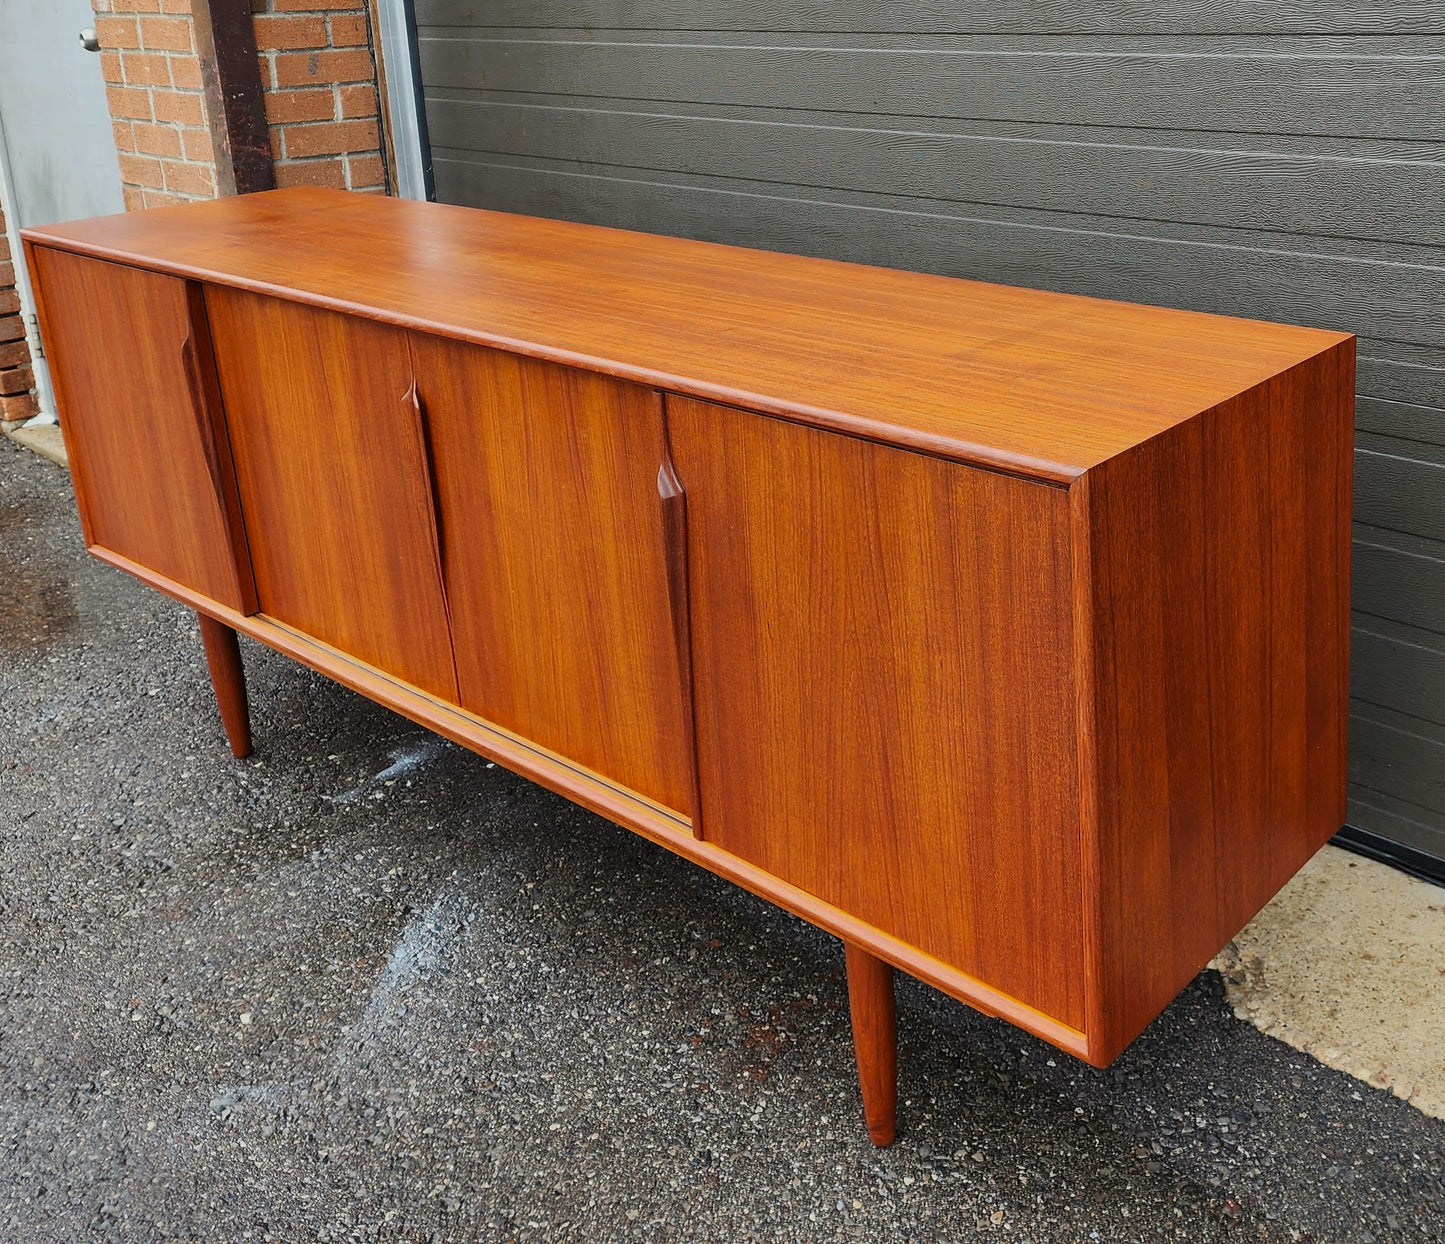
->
[204,288,456,701]
[29,246,254,611]
[666,395,1087,1029]
[411,336,695,821]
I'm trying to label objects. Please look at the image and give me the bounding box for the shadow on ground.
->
[1,440,1442,1242]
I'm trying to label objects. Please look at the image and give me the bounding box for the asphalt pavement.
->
[1,438,1442,1242]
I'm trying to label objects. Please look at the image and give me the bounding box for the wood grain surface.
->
[197,613,252,758]
[408,336,696,818]
[1076,340,1354,1063]
[667,395,1087,1030]
[22,188,1349,483]
[203,286,458,702]
[844,943,897,1148]
[87,543,1093,1061]
[24,246,256,613]
[22,193,1356,1074]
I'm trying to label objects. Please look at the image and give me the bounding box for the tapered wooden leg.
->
[197,612,252,758]
[845,942,897,1147]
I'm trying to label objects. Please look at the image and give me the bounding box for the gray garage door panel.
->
[426,102,1445,246]
[420,36,1445,140]
[1352,625,1445,726]
[1358,343,1445,409]
[1355,533,1445,636]
[1350,714,1445,832]
[427,2,1445,35]
[1356,397,1445,447]
[414,2,1445,864]
[1354,439,1445,544]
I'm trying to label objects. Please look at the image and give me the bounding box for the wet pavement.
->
[0,437,1442,1242]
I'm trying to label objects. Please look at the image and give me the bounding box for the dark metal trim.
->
[1332,824,1445,888]
[193,0,276,196]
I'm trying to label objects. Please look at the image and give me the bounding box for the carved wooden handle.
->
[658,457,689,670]
[180,330,228,512]
[405,378,452,623]
[658,447,705,833]
[178,283,259,615]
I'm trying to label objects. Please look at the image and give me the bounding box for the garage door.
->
[410,0,1445,872]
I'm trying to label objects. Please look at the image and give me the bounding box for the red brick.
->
[141,190,188,209]
[0,392,40,421]
[112,120,136,153]
[169,55,203,89]
[274,158,346,189]
[161,159,215,197]
[122,185,148,212]
[133,121,182,157]
[273,48,374,87]
[342,150,378,182]
[253,14,327,50]
[0,289,18,316]
[120,50,171,86]
[95,15,141,49]
[0,315,25,344]
[111,0,165,13]
[139,15,192,52]
[346,153,384,189]
[151,88,203,125]
[282,118,376,158]
[0,365,34,396]
[270,0,364,10]
[338,84,375,118]
[106,85,153,121]
[264,87,335,124]
[99,51,124,83]
[328,14,370,46]
[0,340,32,369]
[160,0,193,12]
[118,153,165,189]
[0,259,12,286]
[181,127,215,161]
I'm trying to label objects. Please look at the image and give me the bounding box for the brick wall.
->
[93,0,388,207]
[0,203,39,426]
[93,0,223,208]
[252,0,386,192]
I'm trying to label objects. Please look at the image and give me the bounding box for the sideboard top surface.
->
[24,186,1349,482]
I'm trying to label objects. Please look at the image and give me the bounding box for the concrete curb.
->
[2,422,68,468]
[1212,844,1445,1120]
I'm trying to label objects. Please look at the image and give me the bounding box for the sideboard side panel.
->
[1083,338,1354,1064]
[669,396,1087,1031]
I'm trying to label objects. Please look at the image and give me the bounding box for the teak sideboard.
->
[23,187,1353,1148]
